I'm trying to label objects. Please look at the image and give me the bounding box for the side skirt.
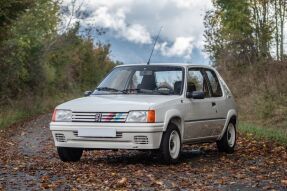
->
[182,136,218,144]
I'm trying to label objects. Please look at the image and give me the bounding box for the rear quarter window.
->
[205,70,223,97]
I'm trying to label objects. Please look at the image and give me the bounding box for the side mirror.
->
[84,90,92,97]
[186,91,205,99]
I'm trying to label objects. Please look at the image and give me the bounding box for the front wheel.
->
[217,122,236,153]
[160,123,181,164]
[57,147,83,162]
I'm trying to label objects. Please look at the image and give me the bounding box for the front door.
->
[183,68,215,140]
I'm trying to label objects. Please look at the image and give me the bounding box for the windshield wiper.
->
[96,87,124,93]
[122,88,142,94]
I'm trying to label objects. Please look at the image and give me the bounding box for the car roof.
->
[115,63,214,69]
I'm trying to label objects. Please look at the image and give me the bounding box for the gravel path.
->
[0,114,287,190]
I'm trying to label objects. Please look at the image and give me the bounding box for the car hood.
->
[56,94,180,112]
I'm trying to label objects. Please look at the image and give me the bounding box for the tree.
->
[0,0,115,103]
[0,0,59,99]
[205,0,287,66]
[0,0,35,42]
[204,0,257,70]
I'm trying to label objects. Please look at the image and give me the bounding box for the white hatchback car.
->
[50,63,237,163]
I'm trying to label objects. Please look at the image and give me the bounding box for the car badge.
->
[95,113,102,122]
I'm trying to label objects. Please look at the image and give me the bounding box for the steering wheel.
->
[155,85,173,92]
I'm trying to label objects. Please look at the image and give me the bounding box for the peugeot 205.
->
[50,63,237,164]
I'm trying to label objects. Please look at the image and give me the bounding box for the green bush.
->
[0,0,116,127]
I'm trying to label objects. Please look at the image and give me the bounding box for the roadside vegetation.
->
[239,122,287,146]
[204,0,287,143]
[0,0,116,128]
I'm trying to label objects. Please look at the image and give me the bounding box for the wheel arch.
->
[163,109,184,140]
[229,115,237,126]
[218,109,238,140]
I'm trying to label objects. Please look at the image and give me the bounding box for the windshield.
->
[93,65,184,95]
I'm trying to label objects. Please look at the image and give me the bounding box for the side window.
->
[187,69,210,97]
[154,70,182,94]
[205,70,223,97]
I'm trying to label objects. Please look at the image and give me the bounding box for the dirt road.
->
[0,114,286,190]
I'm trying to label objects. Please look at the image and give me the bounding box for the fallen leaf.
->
[40,183,49,189]
[281,180,287,185]
[117,177,127,185]
[155,180,164,186]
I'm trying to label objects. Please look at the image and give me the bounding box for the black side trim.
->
[184,118,226,123]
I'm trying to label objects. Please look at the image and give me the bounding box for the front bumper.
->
[50,122,164,149]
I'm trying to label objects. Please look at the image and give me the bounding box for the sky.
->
[61,0,213,65]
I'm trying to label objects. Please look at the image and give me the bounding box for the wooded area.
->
[0,0,115,127]
[204,0,287,129]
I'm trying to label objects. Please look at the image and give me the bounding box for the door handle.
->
[212,102,216,107]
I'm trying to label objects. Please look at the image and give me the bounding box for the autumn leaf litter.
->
[0,114,286,190]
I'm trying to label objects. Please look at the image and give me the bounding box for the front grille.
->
[134,136,149,144]
[55,133,66,142]
[72,112,128,123]
[73,131,123,138]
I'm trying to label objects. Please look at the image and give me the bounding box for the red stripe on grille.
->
[101,113,115,122]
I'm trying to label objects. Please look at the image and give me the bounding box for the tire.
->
[160,123,181,164]
[57,147,83,162]
[217,122,236,153]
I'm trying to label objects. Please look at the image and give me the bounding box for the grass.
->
[0,110,34,129]
[239,122,287,146]
[0,91,82,129]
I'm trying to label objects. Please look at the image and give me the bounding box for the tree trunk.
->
[280,0,286,60]
[275,0,280,60]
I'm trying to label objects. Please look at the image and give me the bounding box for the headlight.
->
[126,110,155,123]
[52,109,72,122]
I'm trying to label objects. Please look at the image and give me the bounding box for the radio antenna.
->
[147,26,163,65]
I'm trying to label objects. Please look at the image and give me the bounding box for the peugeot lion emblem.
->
[94,113,101,122]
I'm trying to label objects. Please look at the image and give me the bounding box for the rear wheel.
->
[160,123,181,164]
[57,147,83,162]
[217,122,236,153]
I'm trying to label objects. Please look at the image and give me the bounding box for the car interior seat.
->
[137,74,156,90]
[174,81,182,94]
[187,82,196,92]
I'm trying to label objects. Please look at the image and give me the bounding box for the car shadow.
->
[81,145,221,166]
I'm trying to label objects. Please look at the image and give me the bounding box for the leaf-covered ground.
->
[0,114,286,190]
